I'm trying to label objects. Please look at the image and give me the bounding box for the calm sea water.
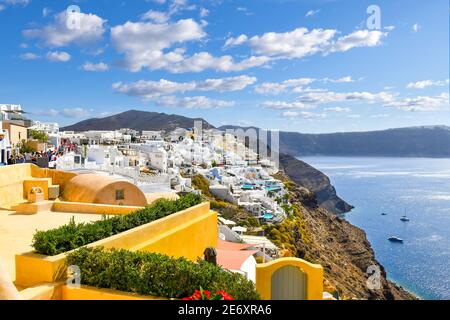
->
[298,156,450,300]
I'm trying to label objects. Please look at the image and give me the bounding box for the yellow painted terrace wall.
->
[0,164,32,209]
[0,164,77,209]
[15,202,218,288]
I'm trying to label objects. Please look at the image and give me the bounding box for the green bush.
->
[66,247,260,300]
[32,193,202,256]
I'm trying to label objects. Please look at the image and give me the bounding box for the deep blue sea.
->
[298,156,450,300]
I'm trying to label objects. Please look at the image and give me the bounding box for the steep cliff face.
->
[267,171,416,300]
[279,153,353,214]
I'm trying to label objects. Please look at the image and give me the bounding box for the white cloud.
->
[81,62,109,72]
[2,0,30,7]
[19,52,39,60]
[231,27,386,60]
[281,111,325,119]
[324,76,355,83]
[407,79,449,89]
[224,34,248,49]
[23,10,106,47]
[0,4,5,11]
[255,78,315,95]
[46,51,71,62]
[324,107,351,113]
[113,75,256,99]
[412,23,421,32]
[42,7,51,17]
[200,7,209,18]
[305,9,320,18]
[384,93,449,111]
[262,101,312,110]
[297,90,395,105]
[248,27,336,58]
[155,95,235,109]
[141,10,170,23]
[329,30,386,53]
[111,19,269,73]
[236,7,253,16]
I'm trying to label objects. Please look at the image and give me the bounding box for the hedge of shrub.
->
[66,247,260,300]
[32,193,202,256]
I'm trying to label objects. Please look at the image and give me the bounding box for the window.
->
[115,189,125,200]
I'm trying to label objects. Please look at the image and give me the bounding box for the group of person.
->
[7,148,63,168]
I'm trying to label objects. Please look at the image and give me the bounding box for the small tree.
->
[29,130,49,143]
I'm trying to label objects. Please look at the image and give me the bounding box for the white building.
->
[0,122,12,164]
[138,141,168,172]
[30,121,59,135]
[141,130,163,141]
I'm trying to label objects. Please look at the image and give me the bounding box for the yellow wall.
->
[61,285,164,300]
[255,258,324,300]
[15,202,217,288]
[0,164,32,209]
[0,164,77,209]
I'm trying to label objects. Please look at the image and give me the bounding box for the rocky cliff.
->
[267,171,416,300]
[279,153,353,214]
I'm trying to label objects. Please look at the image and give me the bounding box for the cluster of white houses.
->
[1,104,285,266]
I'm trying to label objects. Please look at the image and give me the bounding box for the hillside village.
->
[0,104,416,300]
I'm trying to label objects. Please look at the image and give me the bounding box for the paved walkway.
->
[0,209,101,283]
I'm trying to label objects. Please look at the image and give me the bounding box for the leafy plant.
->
[32,193,202,256]
[66,247,260,300]
[29,129,49,143]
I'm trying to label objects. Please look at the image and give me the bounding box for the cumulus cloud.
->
[81,62,109,72]
[141,10,170,23]
[155,95,235,109]
[229,27,387,60]
[407,79,449,89]
[46,51,71,62]
[255,78,315,95]
[281,111,325,119]
[328,30,386,53]
[113,75,256,99]
[261,101,312,110]
[324,107,351,113]
[248,27,336,58]
[224,34,248,49]
[255,76,355,95]
[111,18,268,72]
[384,93,449,111]
[19,52,40,60]
[297,90,395,105]
[23,10,106,47]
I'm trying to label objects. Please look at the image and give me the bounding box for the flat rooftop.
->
[0,209,102,284]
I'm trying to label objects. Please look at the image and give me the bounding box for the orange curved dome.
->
[62,174,147,207]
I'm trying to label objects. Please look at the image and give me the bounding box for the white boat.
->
[400,209,410,222]
[388,236,404,243]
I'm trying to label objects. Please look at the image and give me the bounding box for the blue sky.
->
[0,0,448,133]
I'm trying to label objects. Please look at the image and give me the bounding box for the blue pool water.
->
[299,156,450,300]
[263,213,274,220]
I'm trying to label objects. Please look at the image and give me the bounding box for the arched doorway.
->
[271,265,307,300]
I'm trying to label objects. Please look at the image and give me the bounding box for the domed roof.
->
[62,174,147,206]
